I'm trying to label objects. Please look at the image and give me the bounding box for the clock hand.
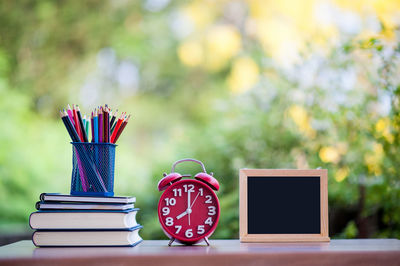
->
[176,209,192,220]
[176,210,188,220]
[187,190,191,209]
[190,192,201,209]
[187,190,191,225]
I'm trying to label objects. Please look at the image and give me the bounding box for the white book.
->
[29,209,139,230]
[32,226,143,247]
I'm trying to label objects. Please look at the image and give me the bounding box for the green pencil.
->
[85,118,89,136]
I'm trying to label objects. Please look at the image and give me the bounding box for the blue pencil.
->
[94,111,99,143]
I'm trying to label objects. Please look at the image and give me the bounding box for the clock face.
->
[158,179,220,243]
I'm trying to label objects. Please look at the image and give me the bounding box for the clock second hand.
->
[190,192,201,209]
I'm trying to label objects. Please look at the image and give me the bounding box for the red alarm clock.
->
[157,159,220,246]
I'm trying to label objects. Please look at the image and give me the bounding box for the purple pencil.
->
[91,111,94,142]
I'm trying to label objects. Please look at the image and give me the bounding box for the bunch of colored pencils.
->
[60,104,130,144]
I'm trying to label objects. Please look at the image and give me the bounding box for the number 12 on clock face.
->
[158,179,220,243]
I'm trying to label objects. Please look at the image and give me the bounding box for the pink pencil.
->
[67,104,75,126]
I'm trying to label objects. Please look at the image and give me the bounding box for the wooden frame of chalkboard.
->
[239,169,330,242]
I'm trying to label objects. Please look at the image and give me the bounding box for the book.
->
[40,193,136,204]
[29,209,139,230]
[32,225,143,247]
[36,201,134,211]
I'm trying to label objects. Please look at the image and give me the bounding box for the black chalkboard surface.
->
[239,169,329,242]
[247,176,320,234]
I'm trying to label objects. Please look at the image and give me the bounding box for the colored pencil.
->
[110,109,118,129]
[72,105,83,142]
[83,115,87,135]
[110,114,124,143]
[99,107,103,143]
[85,119,89,137]
[104,106,110,143]
[91,111,94,142]
[113,115,130,143]
[60,111,79,142]
[103,106,107,142]
[94,110,99,143]
[77,106,88,142]
[67,104,75,126]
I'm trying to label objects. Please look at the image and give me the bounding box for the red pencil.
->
[73,104,83,142]
[110,113,124,143]
[113,115,130,143]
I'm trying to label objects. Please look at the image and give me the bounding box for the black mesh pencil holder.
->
[71,142,116,197]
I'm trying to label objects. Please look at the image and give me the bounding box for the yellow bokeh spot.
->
[375,117,394,143]
[227,57,260,94]
[183,1,217,29]
[319,146,341,164]
[178,39,204,67]
[373,0,400,40]
[364,142,384,176]
[205,25,241,71]
[375,118,389,132]
[287,105,316,138]
[255,19,302,66]
[373,142,384,156]
[335,167,349,182]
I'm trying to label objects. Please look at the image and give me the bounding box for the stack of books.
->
[29,193,142,247]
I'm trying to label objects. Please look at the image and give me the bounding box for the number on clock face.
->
[158,180,220,242]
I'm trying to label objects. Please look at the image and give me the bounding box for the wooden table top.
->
[0,239,399,266]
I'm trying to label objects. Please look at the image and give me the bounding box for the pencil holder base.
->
[70,142,116,197]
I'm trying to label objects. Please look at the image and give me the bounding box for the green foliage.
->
[0,1,399,240]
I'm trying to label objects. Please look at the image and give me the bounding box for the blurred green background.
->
[0,0,399,243]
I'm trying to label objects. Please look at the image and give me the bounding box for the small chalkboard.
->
[239,169,330,242]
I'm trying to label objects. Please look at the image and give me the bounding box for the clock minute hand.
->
[187,190,191,225]
[187,190,191,209]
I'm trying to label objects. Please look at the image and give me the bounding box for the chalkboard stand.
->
[239,169,330,242]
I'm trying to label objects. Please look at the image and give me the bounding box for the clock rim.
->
[158,179,220,243]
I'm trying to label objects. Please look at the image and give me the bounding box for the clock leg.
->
[204,237,210,246]
[168,238,175,246]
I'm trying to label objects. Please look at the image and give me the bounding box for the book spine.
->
[39,193,45,202]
